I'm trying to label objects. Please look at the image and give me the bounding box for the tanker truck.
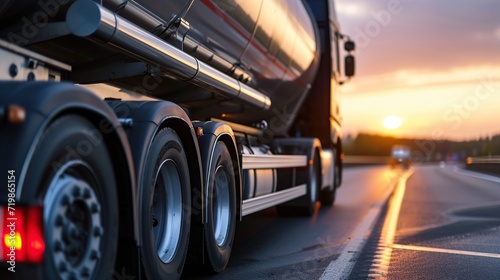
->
[0,0,355,278]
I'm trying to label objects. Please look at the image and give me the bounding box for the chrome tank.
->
[0,0,320,135]
[175,0,320,135]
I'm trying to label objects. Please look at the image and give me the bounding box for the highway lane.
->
[184,164,500,279]
[183,165,403,279]
[350,164,500,279]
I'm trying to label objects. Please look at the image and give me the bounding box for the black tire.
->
[139,128,191,280]
[334,151,341,188]
[320,149,338,206]
[276,149,320,216]
[204,141,237,272]
[25,115,119,280]
[301,150,320,215]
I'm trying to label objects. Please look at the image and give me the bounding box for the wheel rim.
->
[212,165,231,247]
[310,158,319,203]
[331,151,337,191]
[152,159,183,263]
[44,160,103,279]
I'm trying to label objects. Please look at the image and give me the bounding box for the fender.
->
[273,138,322,162]
[0,82,135,209]
[192,121,241,223]
[106,100,204,233]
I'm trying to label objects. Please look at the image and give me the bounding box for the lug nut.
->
[61,194,70,206]
[72,186,82,197]
[83,188,91,199]
[59,262,67,272]
[90,203,100,214]
[55,215,64,226]
[90,250,100,260]
[93,226,103,237]
[81,267,90,277]
[54,241,63,252]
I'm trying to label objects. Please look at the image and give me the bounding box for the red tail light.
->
[1,205,44,263]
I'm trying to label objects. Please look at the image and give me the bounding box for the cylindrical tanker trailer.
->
[0,0,355,279]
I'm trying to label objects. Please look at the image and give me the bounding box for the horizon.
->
[336,0,500,141]
[344,130,500,143]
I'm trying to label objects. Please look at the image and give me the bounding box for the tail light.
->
[1,205,44,263]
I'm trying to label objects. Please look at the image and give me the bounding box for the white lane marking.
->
[392,244,500,259]
[319,206,383,280]
[367,170,414,279]
[453,167,500,184]
[319,169,413,280]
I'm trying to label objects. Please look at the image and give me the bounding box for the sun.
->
[383,116,403,130]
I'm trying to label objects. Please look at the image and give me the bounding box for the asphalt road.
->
[351,165,500,280]
[184,164,500,279]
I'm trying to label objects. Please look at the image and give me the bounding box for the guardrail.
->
[466,156,500,164]
[465,156,500,176]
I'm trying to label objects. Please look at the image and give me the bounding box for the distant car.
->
[390,145,411,168]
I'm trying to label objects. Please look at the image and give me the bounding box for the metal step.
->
[242,184,306,216]
[242,154,307,169]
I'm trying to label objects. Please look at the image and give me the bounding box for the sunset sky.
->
[335,0,500,141]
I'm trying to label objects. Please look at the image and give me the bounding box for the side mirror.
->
[345,55,355,77]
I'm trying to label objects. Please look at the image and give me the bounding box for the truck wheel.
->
[28,115,118,280]
[334,150,341,188]
[204,141,236,272]
[320,149,338,206]
[301,149,320,215]
[276,149,320,216]
[140,128,191,280]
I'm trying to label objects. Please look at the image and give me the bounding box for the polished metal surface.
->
[212,165,232,247]
[241,154,307,169]
[240,145,277,199]
[66,0,271,110]
[241,184,307,216]
[0,0,320,127]
[210,118,262,136]
[153,159,183,264]
[103,0,168,36]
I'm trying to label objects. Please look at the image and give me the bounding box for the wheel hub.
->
[152,159,183,264]
[44,161,102,279]
[212,166,231,247]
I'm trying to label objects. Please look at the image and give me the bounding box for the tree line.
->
[344,133,500,162]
